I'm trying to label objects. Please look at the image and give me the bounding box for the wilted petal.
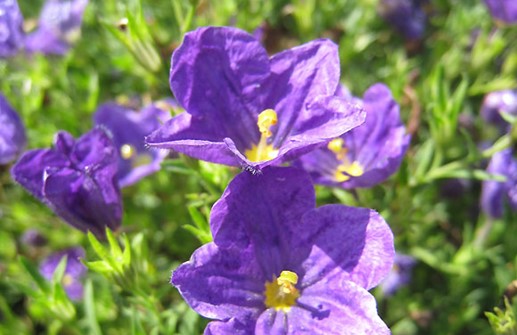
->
[12,127,122,237]
[12,149,68,199]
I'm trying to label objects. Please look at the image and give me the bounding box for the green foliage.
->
[2,0,517,334]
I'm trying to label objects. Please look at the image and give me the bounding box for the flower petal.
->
[264,39,341,145]
[256,280,389,335]
[171,243,265,323]
[297,204,394,290]
[43,167,121,237]
[146,112,242,166]
[170,26,270,149]
[204,318,254,335]
[481,148,517,218]
[0,93,26,164]
[11,149,69,199]
[0,0,24,58]
[210,166,315,275]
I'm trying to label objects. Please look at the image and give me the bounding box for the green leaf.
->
[83,280,103,335]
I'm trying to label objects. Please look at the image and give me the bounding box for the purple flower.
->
[295,83,410,189]
[481,89,517,129]
[39,247,86,300]
[0,0,24,58]
[172,167,394,334]
[11,127,122,237]
[379,253,416,296]
[378,0,428,40]
[481,148,517,219]
[24,0,88,55]
[484,0,517,24]
[0,93,26,164]
[146,26,365,173]
[93,101,171,187]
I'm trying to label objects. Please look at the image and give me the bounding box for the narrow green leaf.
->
[83,280,103,335]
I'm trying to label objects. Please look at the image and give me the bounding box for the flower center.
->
[120,144,136,160]
[245,109,279,162]
[62,274,74,287]
[327,138,364,182]
[264,270,300,312]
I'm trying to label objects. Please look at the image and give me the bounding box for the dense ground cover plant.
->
[1,0,517,334]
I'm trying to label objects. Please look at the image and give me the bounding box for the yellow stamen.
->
[62,274,73,287]
[328,138,364,182]
[264,270,300,312]
[334,161,364,182]
[120,144,135,160]
[245,109,279,162]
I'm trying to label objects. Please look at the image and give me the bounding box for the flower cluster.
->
[0,0,88,57]
[9,25,409,331]
[155,27,407,333]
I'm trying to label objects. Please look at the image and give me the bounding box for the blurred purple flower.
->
[21,228,47,247]
[0,0,24,57]
[39,247,86,300]
[481,89,517,129]
[93,100,172,187]
[295,83,410,189]
[378,0,428,40]
[379,253,416,296]
[484,0,517,24]
[481,148,517,219]
[11,127,122,237]
[25,0,88,55]
[146,26,365,173]
[0,93,26,164]
[172,167,394,334]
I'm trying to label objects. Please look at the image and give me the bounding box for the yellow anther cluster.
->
[120,144,135,160]
[257,109,277,136]
[327,138,364,182]
[245,109,279,162]
[264,270,300,312]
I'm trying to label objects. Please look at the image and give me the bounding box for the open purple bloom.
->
[24,0,88,55]
[172,167,394,334]
[481,89,517,130]
[0,0,24,58]
[11,127,122,237]
[146,26,365,173]
[379,253,416,296]
[481,148,517,219]
[295,83,410,189]
[0,93,26,164]
[484,0,517,24]
[39,247,86,300]
[378,0,428,40]
[93,100,171,187]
